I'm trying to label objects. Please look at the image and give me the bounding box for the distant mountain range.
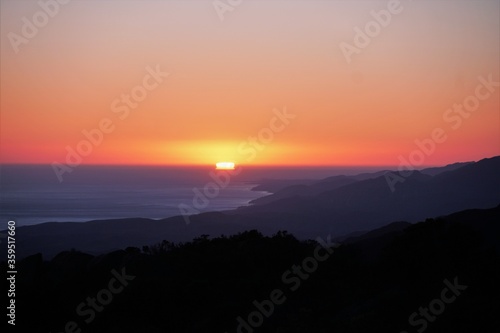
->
[233,156,500,236]
[2,156,499,259]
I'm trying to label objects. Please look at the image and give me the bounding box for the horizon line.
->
[0,161,479,169]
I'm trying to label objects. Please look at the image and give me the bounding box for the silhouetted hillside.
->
[236,156,500,235]
[250,160,474,206]
[5,205,499,333]
[420,161,473,176]
[250,175,358,205]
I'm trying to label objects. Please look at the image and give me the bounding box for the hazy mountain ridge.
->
[238,156,500,234]
[250,160,476,206]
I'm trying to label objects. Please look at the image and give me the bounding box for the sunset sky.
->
[1,0,499,166]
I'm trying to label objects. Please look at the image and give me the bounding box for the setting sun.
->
[216,162,235,170]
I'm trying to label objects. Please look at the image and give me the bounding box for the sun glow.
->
[216,162,235,170]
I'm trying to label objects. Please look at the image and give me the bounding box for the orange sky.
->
[1,0,499,167]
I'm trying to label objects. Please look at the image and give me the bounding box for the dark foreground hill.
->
[4,205,499,332]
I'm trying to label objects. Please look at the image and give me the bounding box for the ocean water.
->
[0,164,385,226]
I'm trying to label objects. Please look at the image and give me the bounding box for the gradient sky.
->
[1,0,499,166]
